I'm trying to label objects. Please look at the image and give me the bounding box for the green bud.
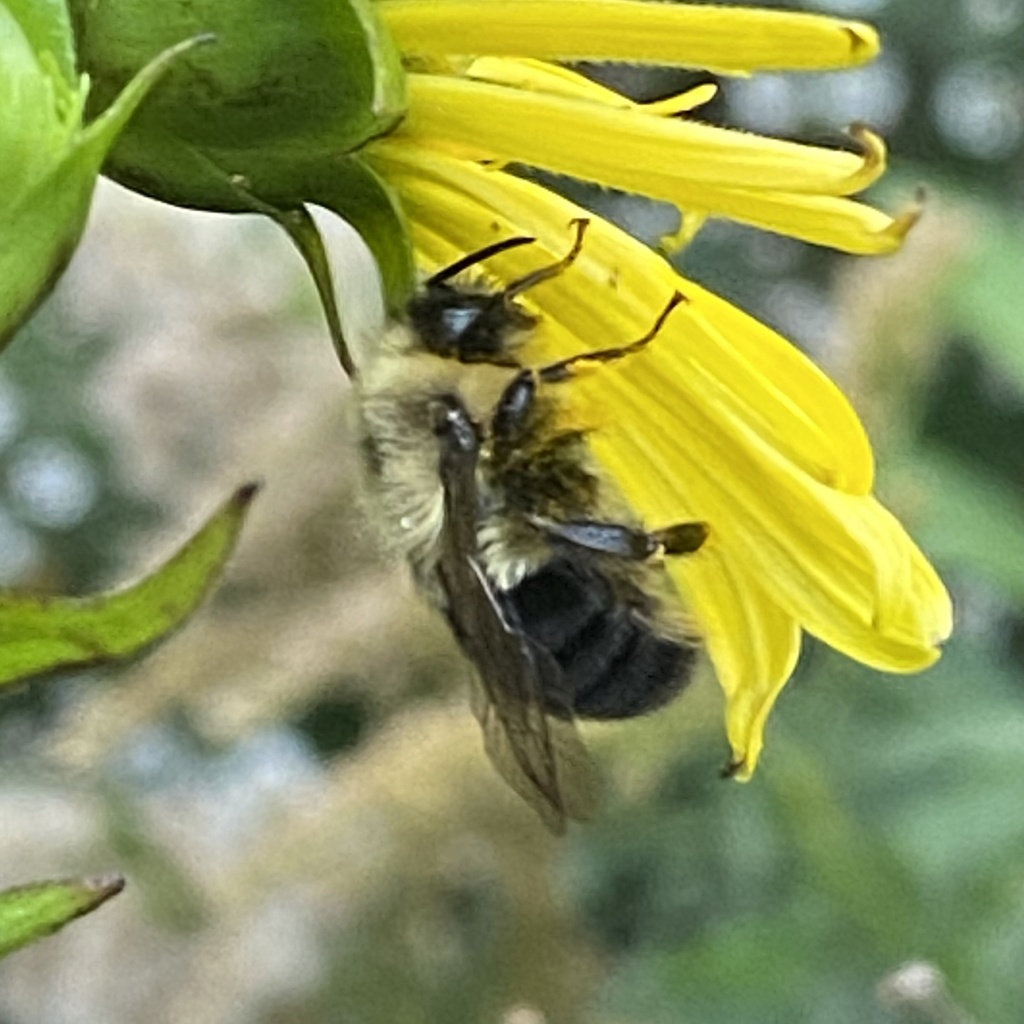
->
[70,0,405,209]
[0,0,196,350]
[68,0,415,320]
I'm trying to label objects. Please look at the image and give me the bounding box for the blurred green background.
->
[1,0,1023,1021]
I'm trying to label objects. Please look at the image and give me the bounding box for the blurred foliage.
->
[0,309,157,592]
[1,0,1024,1022]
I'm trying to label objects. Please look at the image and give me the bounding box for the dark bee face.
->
[407,283,536,364]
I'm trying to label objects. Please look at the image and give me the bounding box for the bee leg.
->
[430,394,484,548]
[529,515,708,561]
[492,286,685,445]
[492,370,541,445]
[655,521,711,556]
[537,291,686,384]
[504,218,589,299]
[430,393,481,463]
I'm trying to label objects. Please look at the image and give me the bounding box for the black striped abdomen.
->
[502,556,695,720]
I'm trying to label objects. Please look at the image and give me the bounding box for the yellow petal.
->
[562,340,951,670]
[360,0,952,785]
[364,142,952,774]
[584,403,952,672]
[402,73,884,197]
[398,74,905,253]
[592,432,804,778]
[669,540,802,779]
[380,0,880,74]
[651,181,921,256]
[464,57,718,115]
[368,141,876,492]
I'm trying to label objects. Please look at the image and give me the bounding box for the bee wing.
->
[434,402,597,832]
[461,560,598,833]
[472,682,597,834]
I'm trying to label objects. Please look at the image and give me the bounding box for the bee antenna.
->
[427,235,538,286]
[505,218,590,300]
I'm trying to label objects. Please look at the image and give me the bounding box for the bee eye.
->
[409,287,524,363]
[441,305,483,337]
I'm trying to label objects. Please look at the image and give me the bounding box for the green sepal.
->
[312,157,416,318]
[69,0,406,213]
[259,204,361,378]
[0,482,258,690]
[3,0,78,87]
[270,161,414,360]
[237,157,413,374]
[0,28,206,351]
[0,875,124,959]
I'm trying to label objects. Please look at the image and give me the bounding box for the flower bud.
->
[0,0,189,349]
[68,0,405,208]
[68,0,415,314]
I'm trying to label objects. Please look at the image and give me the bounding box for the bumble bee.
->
[355,220,707,831]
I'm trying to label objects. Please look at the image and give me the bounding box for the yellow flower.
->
[358,1,952,776]
[68,0,952,777]
[374,0,920,255]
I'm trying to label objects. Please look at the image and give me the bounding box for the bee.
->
[355,220,707,831]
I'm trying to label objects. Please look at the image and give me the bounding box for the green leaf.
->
[257,203,363,378]
[145,156,412,379]
[0,482,258,690]
[0,875,125,959]
[3,0,78,87]
[64,0,413,344]
[1,32,206,350]
[0,2,85,210]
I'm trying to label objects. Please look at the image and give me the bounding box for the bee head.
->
[407,284,536,364]
[407,220,589,365]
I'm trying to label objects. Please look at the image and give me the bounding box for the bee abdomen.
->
[504,557,695,721]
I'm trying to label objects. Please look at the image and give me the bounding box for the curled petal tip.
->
[931,596,955,648]
[721,756,749,781]
[842,23,882,64]
[659,212,707,256]
[843,124,887,193]
[889,199,925,243]
[855,196,924,255]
